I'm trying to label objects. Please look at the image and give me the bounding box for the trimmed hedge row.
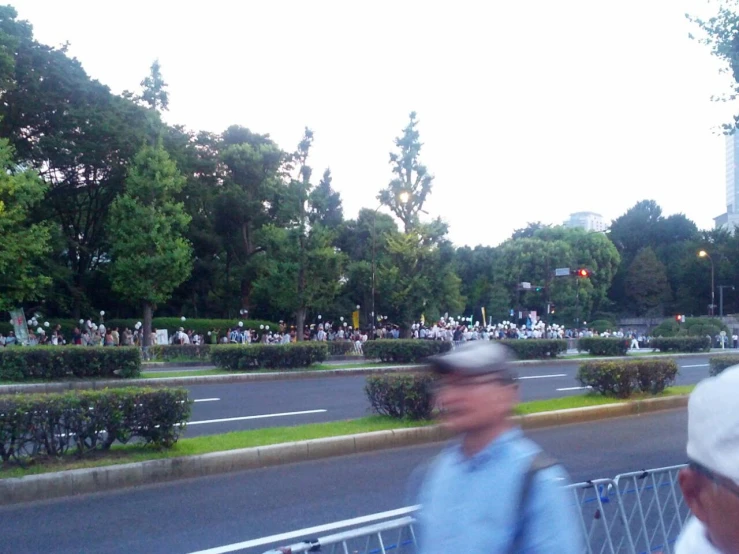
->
[209,343,328,370]
[497,339,567,360]
[362,340,452,363]
[577,338,630,356]
[327,340,359,356]
[0,347,141,381]
[148,344,211,361]
[577,359,679,398]
[650,337,710,353]
[708,355,739,377]
[365,373,436,419]
[0,388,190,464]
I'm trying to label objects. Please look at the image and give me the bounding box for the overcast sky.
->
[9,0,739,246]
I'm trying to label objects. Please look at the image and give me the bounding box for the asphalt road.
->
[0,409,688,554]
[179,356,711,437]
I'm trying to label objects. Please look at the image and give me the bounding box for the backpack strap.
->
[507,451,559,554]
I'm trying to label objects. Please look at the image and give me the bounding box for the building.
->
[714,133,739,232]
[564,211,608,232]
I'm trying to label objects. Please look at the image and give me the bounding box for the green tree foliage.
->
[0,138,51,311]
[378,112,433,232]
[624,247,672,316]
[107,144,193,345]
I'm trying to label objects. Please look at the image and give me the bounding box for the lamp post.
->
[698,250,715,316]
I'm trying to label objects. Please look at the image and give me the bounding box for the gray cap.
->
[428,341,516,379]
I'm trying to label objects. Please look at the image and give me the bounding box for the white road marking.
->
[187,409,327,426]
[517,374,567,380]
[681,364,709,368]
[557,386,592,391]
[186,505,420,554]
[193,398,220,403]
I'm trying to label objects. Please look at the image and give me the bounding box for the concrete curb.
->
[0,395,688,506]
[0,350,718,394]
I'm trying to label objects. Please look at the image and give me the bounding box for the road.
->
[178,356,711,437]
[0,409,688,554]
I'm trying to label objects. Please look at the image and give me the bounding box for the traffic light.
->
[576,268,591,278]
[675,315,686,323]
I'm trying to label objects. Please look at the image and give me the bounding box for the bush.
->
[209,343,328,370]
[148,344,211,361]
[0,387,190,464]
[651,317,728,339]
[589,320,617,334]
[650,336,710,353]
[577,337,630,356]
[364,373,436,419]
[709,355,739,376]
[363,340,452,363]
[497,339,567,360]
[327,340,358,356]
[577,359,679,397]
[0,346,141,381]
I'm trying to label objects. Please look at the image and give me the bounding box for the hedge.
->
[209,343,328,370]
[0,346,141,381]
[148,344,211,361]
[708,355,739,377]
[327,340,359,356]
[577,337,630,356]
[650,336,710,353]
[362,340,452,363]
[0,388,190,464]
[496,339,567,360]
[577,359,679,398]
[364,373,436,419]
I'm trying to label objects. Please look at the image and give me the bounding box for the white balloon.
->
[181,316,186,321]
[100,310,105,316]
[44,322,49,327]
[265,325,270,330]
[79,319,84,325]
[238,321,244,327]
[260,325,265,330]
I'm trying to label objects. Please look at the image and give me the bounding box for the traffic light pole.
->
[718,285,735,318]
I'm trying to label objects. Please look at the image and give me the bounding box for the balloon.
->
[100,310,105,316]
[44,322,49,327]
[238,321,244,327]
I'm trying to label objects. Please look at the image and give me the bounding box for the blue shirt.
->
[416,428,583,554]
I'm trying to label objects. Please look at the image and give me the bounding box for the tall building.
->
[714,133,739,231]
[564,211,608,232]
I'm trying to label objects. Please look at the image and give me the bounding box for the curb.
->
[0,395,688,506]
[142,361,209,369]
[0,350,717,394]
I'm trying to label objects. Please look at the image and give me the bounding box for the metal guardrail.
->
[260,464,690,554]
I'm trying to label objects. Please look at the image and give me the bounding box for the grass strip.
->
[0,386,695,479]
[141,369,233,379]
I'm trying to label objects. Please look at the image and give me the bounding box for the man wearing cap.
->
[415,341,581,553]
[675,366,739,554]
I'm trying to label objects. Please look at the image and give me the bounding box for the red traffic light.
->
[576,268,590,278]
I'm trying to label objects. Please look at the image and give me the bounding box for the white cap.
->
[687,365,739,485]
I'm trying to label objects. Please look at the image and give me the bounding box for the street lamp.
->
[698,250,715,317]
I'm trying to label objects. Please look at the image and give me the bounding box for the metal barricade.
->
[260,464,689,554]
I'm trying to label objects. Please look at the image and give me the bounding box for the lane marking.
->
[681,364,708,368]
[517,374,567,380]
[557,386,592,391]
[193,398,220,403]
[187,409,327,426]
[186,505,420,554]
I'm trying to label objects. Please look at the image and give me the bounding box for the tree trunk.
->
[296,308,306,342]
[143,303,153,347]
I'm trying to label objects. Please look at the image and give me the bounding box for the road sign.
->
[520,282,531,289]
[555,268,570,277]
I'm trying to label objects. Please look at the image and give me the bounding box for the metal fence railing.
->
[258,464,690,554]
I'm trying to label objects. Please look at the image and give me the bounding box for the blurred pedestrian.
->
[413,341,582,553]
[676,366,739,554]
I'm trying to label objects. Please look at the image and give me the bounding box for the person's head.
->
[429,341,518,436]
[679,366,739,553]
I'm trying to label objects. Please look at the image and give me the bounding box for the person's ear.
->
[679,468,709,523]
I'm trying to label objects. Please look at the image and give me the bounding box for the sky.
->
[9,0,739,246]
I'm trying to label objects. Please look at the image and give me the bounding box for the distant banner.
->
[9,308,29,345]
[352,310,360,329]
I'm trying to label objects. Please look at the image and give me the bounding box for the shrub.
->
[651,317,728,338]
[0,346,141,381]
[327,340,358,356]
[0,387,190,464]
[708,355,739,376]
[497,339,567,360]
[148,344,211,361]
[364,373,436,419]
[577,337,630,356]
[209,343,328,370]
[577,359,679,398]
[650,337,710,353]
[363,340,452,363]
[589,319,617,334]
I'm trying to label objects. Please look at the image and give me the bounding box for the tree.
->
[624,247,671,316]
[107,144,193,346]
[0,138,51,311]
[379,112,433,232]
[140,59,169,111]
[309,169,343,228]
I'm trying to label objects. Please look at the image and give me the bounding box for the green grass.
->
[1,385,696,478]
[141,369,233,379]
